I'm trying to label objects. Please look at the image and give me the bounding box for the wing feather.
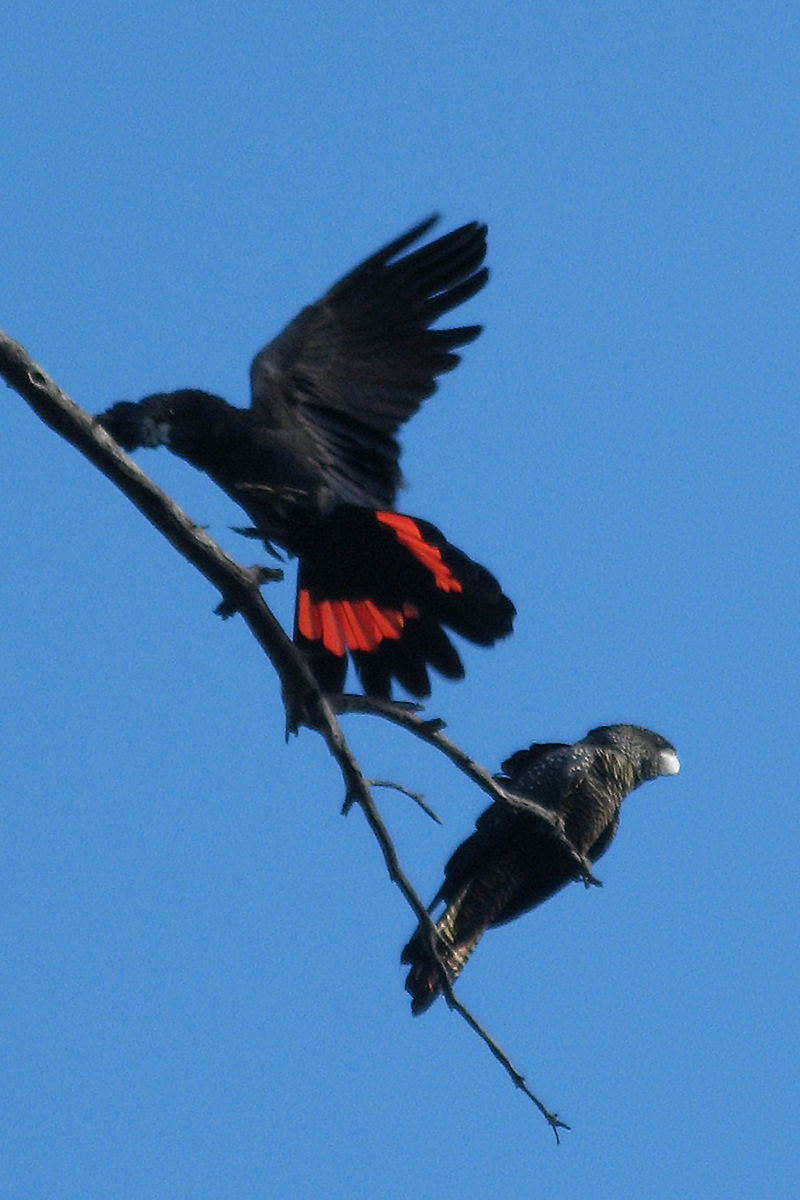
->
[249,217,488,507]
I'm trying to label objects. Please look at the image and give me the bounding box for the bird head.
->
[585,724,680,780]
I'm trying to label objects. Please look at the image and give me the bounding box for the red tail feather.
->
[375,512,464,593]
[297,593,418,657]
[294,506,514,698]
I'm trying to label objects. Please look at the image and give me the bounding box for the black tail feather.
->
[402,857,524,1014]
[401,894,490,1016]
[293,507,514,698]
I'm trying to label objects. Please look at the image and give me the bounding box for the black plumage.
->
[98,217,514,698]
[402,725,680,1014]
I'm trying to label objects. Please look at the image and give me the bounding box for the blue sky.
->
[2,2,799,1195]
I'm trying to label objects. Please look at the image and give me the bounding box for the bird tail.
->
[401,887,489,1015]
[294,507,515,697]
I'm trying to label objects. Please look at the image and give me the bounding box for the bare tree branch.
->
[336,694,603,887]
[368,780,442,824]
[1,326,568,1137]
[443,991,570,1141]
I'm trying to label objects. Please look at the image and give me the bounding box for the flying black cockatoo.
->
[402,724,680,1014]
[98,217,515,698]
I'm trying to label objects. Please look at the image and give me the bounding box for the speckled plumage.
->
[402,725,679,1014]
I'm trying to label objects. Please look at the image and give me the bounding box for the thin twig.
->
[336,693,602,887]
[444,991,570,1141]
[367,780,442,824]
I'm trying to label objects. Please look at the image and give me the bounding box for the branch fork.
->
[1,326,574,1139]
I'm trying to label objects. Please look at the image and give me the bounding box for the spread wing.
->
[249,216,488,508]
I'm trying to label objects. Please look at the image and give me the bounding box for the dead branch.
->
[367,780,442,824]
[0,326,567,1137]
[336,694,603,888]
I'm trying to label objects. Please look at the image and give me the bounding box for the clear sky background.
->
[2,3,798,1196]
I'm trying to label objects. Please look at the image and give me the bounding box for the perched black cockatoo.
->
[98,217,514,698]
[402,724,680,1014]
